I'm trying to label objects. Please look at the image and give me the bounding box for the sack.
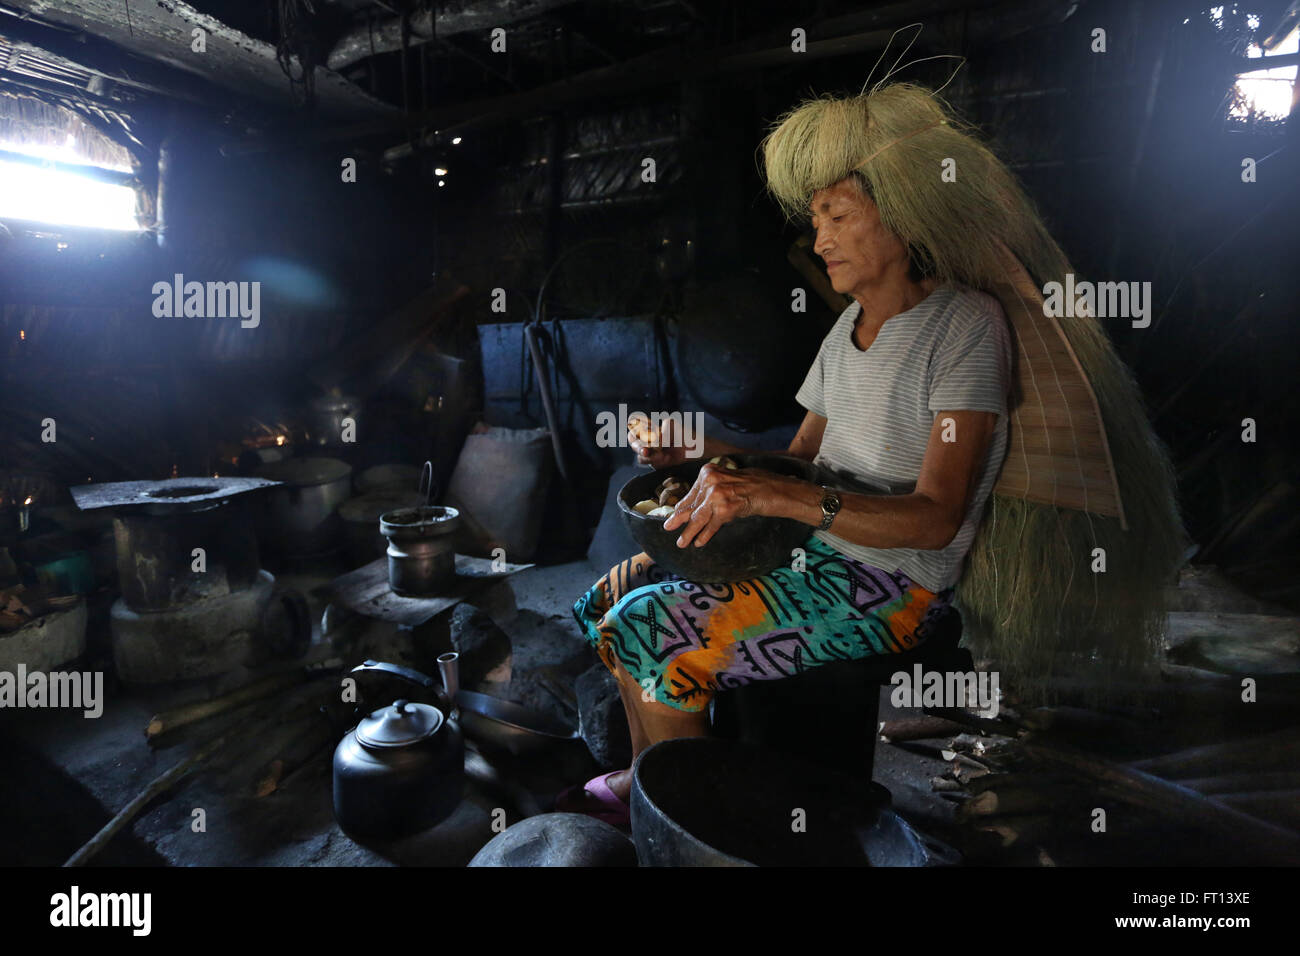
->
[445,425,553,561]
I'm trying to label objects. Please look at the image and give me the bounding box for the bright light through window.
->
[0,138,140,231]
[1232,27,1299,120]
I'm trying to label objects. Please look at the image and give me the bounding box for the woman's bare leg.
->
[614,667,651,756]
[566,660,710,810]
[603,660,709,803]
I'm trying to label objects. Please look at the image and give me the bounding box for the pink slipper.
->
[556,771,631,827]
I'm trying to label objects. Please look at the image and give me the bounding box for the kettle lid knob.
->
[356,698,443,749]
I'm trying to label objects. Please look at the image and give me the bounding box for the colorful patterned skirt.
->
[572,533,952,713]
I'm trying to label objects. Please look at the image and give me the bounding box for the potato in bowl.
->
[617,453,822,584]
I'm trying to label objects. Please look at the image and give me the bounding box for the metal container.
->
[309,393,361,448]
[113,502,262,611]
[455,688,580,756]
[630,738,925,867]
[379,505,461,596]
[254,457,353,555]
[339,489,426,566]
[332,656,464,840]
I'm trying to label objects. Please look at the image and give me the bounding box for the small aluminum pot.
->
[380,505,461,596]
[255,457,353,555]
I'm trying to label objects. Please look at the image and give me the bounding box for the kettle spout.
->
[437,652,460,713]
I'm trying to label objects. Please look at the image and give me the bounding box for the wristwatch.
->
[818,486,842,531]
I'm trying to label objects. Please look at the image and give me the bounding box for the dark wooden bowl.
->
[616,453,820,584]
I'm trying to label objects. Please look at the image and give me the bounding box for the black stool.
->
[710,606,970,787]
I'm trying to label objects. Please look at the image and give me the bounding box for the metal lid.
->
[356,699,444,749]
[339,490,425,524]
[255,457,353,488]
[379,505,461,537]
[356,464,423,495]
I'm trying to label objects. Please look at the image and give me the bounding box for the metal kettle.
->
[332,654,464,840]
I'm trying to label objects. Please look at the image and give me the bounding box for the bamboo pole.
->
[63,735,228,868]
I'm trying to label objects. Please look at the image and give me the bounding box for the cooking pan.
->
[455,689,581,756]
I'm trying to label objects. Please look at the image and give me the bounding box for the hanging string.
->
[275,0,318,111]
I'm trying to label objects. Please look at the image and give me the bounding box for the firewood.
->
[941,749,990,772]
[878,716,967,742]
[1021,705,1145,736]
[885,740,949,760]
[973,813,1055,848]
[143,660,340,742]
[957,787,1057,820]
[965,770,1075,795]
[1020,737,1300,863]
[1180,771,1300,795]
[918,705,1023,738]
[64,733,229,867]
[255,760,286,798]
[145,671,306,741]
[1213,791,1300,832]
[1127,727,1300,779]
[954,762,991,783]
[251,709,335,798]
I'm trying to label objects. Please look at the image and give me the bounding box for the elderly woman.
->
[561,81,1181,823]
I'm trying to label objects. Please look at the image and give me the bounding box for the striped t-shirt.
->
[795,284,1012,592]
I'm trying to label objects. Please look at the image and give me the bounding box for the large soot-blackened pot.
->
[630,738,917,867]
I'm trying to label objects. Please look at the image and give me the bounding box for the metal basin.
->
[617,453,820,583]
[630,737,931,867]
[455,689,580,756]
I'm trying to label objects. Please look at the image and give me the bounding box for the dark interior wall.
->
[0,106,437,488]
[2,0,1296,589]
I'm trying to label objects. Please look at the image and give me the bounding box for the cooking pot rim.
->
[255,457,353,487]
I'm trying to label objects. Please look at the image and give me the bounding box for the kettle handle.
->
[348,659,458,716]
[350,660,437,691]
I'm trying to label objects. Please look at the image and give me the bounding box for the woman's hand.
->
[627,415,687,469]
[663,464,816,548]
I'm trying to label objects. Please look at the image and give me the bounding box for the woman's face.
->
[809,177,911,298]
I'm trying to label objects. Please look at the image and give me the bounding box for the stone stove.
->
[72,476,310,683]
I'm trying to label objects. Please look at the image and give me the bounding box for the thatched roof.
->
[0,91,134,170]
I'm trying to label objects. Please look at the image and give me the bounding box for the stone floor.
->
[1,548,962,867]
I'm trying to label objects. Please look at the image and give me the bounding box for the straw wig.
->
[762,83,1186,700]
